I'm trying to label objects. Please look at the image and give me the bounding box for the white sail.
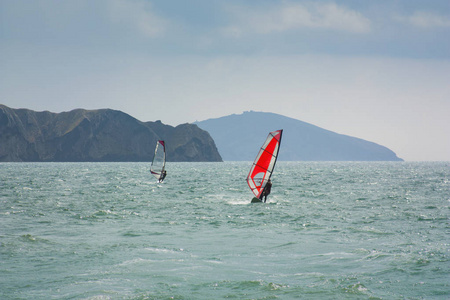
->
[150,140,166,181]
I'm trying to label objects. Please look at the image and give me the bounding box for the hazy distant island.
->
[195,111,403,161]
[0,105,222,162]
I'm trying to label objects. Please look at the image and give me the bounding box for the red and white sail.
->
[150,140,166,180]
[247,130,283,198]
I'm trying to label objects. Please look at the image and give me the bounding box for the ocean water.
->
[1,161,449,299]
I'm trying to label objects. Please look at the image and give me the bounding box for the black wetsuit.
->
[259,181,272,202]
[159,171,167,183]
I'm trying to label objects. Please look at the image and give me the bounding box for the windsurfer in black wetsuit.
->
[159,170,167,183]
[259,179,272,202]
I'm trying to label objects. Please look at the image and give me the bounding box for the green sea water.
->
[1,162,449,299]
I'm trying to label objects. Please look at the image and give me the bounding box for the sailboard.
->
[150,140,166,182]
[247,130,283,202]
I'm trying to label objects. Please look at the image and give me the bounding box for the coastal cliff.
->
[0,105,222,162]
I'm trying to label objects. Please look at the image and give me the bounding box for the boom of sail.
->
[246,130,283,198]
[150,140,166,181]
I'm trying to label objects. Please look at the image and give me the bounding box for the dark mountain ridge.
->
[195,111,403,161]
[0,105,222,162]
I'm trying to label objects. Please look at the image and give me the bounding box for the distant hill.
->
[0,105,222,162]
[195,111,403,161]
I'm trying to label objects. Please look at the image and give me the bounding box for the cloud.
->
[0,0,168,48]
[108,0,167,38]
[223,2,371,37]
[396,11,450,29]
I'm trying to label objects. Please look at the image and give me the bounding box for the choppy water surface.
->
[1,162,449,299]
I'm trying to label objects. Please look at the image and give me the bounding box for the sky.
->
[1,0,449,161]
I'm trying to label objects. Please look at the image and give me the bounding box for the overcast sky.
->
[1,0,449,161]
